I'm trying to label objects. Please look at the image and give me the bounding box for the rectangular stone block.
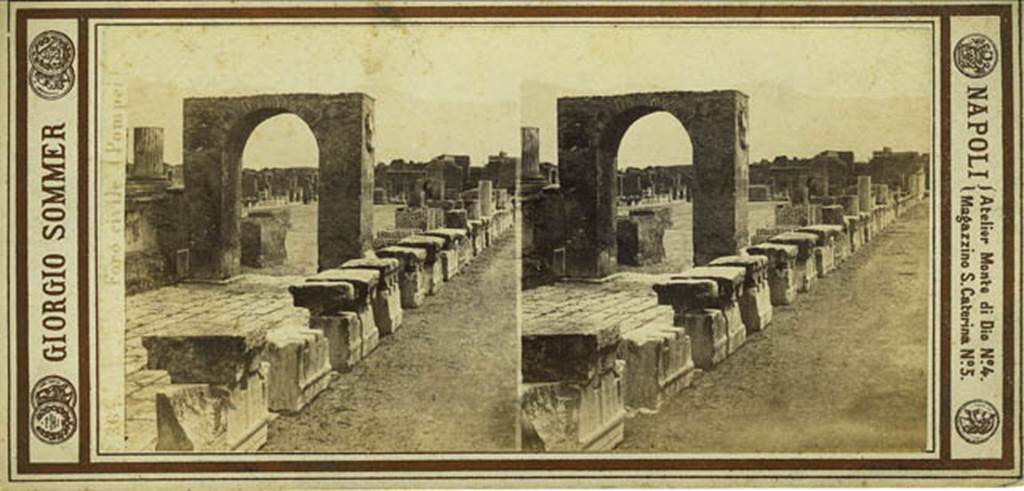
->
[722,301,746,355]
[240,209,288,268]
[288,281,356,317]
[395,207,444,230]
[652,278,719,314]
[339,257,403,335]
[155,362,270,452]
[522,321,621,383]
[437,250,458,281]
[445,209,468,229]
[142,327,269,386]
[671,265,746,310]
[376,246,428,308]
[618,324,697,413]
[676,309,727,369]
[745,243,799,306]
[467,220,484,255]
[520,361,626,452]
[616,210,667,266]
[261,327,332,413]
[709,255,772,332]
[767,232,819,293]
[813,245,835,277]
[310,314,363,370]
[305,269,380,354]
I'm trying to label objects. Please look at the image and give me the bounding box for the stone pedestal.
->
[310,314,364,370]
[857,176,873,214]
[745,243,799,306]
[240,208,289,268]
[424,228,468,279]
[467,220,484,255]
[616,209,668,266]
[767,232,819,293]
[478,181,494,217]
[303,269,381,357]
[521,318,625,451]
[445,209,469,229]
[671,266,748,355]
[261,327,332,413]
[617,324,697,413]
[709,255,773,332]
[676,309,728,369]
[376,246,428,308]
[155,362,271,452]
[339,257,404,335]
[398,235,446,294]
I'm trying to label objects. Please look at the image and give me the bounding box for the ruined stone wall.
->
[125,186,189,294]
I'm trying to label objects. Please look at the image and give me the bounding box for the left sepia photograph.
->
[99,24,520,453]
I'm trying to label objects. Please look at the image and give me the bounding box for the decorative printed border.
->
[7,2,1020,481]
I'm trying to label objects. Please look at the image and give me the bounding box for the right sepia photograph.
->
[518,24,933,453]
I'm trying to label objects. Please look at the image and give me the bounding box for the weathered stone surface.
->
[261,327,332,413]
[522,321,621,383]
[142,327,268,386]
[305,268,380,349]
[444,209,468,229]
[857,175,873,213]
[616,209,668,266]
[422,228,468,250]
[520,362,626,452]
[395,207,444,230]
[618,324,697,413]
[652,278,719,313]
[467,220,484,255]
[288,281,357,316]
[155,362,270,452]
[768,231,819,292]
[437,250,458,281]
[398,235,445,265]
[677,309,727,369]
[558,91,750,277]
[800,224,849,263]
[309,314,364,370]
[240,208,289,268]
[336,262,402,335]
[745,243,799,306]
[671,265,747,307]
[184,93,374,280]
[709,255,772,332]
[376,246,427,308]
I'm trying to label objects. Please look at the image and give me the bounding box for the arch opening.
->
[609,111,698,272]
[238,113,320,276]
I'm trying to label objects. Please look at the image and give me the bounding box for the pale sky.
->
[99,23,932,169]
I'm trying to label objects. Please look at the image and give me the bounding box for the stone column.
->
[132,127,165,179]
[857,176,873,212]
[478,180,493,216]
[521,127,541,179]
[409,178,425,207]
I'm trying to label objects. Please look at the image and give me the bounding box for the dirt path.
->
[617,204,931,453]
[263,234,519,452]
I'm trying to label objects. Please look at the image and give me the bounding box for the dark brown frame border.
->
[9,2,1020,480]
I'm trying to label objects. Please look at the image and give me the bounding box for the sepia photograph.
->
[519,24,933,453]
[3,1,1021,487]
[104,24,521,453]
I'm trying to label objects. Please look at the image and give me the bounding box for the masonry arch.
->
[557,90,750,278]
[183,93,376,280]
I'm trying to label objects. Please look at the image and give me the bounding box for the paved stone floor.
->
[616,203,930,453]
[263,233,520,452]
[124,274,309,450]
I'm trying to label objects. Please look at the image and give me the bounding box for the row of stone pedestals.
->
[136,206,516,452]
[521,196,923,452]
